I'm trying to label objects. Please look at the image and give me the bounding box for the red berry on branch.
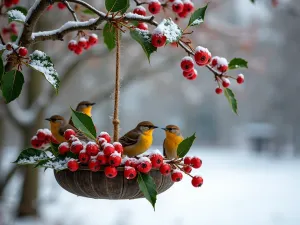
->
[37,129,47,141]
[184,156,191,165]
[172,0,184,13]
[74,46,83,55]
[68,40,77,51]
[64,129,76,140]
[88,34,98,45]
[124,166,137,179]
[178,10,188,18]
[97,137,107,148]
[113,142,123,154]
[150,154,163,168]
[78,37,87,48]
[171,170,183,182]
[88,159,101,172]
[18,47,28,57]
[5,43,12,50]
[84,42,91,50]
[183,69,194,78]
[12,0,19,4]
[190,156,202,169]
[194,46,211,66]
[104,166,118,178]
[181,56,194,72]
[99,132,111,143]
[137,158,152,173]
[57,2,66,10]
[137,22,148,30]
[160,163,171,175]
[215,87,223,94]
[96,152,107,165]
[4,0,13,8]
[183,0,194,13]
[86,142,99,156]
[79,151,90,164]
[210,56,219,67]
[222,78,230,88]
[151,33,167,47]
[187,69,198,80]
[148,0,161,14]
[67,159,79,172]
[70,141,83,154]
[109,152,122,167]
[183,165,192,173]
[237,74,245,84]
[191,175,203,187]
[133,6,147,16]
[31,136,42,148]
[103,143,115,156]
[58,142,70,155]
[216,57,228,73]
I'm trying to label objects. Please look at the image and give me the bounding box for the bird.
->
[69,101,95,126]
[119,121,158,157]
[162,125,184,159]
[46,115,90,144]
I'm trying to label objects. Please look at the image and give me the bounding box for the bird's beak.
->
[152,126,158,129]
[90,102,96,106]
[45,118,51,121]
[161,128,167,131]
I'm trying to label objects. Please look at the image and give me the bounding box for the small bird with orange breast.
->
[119,121,158,157]
[162,125,184,159]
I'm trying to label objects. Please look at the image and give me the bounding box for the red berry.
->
[84,42,91,50]
[64,129,76,140]
[6,43,12,50]
[180,56,194,72]
[170,42,178,47]
[12,0,19,4]
[216,57,228,73]
[10,26,17,35]
[88,34,98,45]
[18,47,28,57]
[86,142,99,156]
[74,46,83,55]
[218,65,228,73]
[215,87,223,94]
[184,156,191,165]
[57,2,66,9]
[194,46,211,66]
[151,33,167,47]
[183,165,192,173]
[103,144,115,156]
[70,141,83,154]
[79,151,90,164]
[183,1,194,13]
[171,170,183,182]
[104,166,118,178]
[137,22,148,30]
[124,158,138,168]
[178,10,188,18]
[186,69,198,80]
[191,175,203,187]
[169,0,175,2]
[47,5,53,11]
[88,159,101,172]
[67,160,79,172]
[113,142,123,154]
[237,74,245,84]
[109,152,122,167]
[137,161,152,173]
[97,137,107,147]
[124,166,137,179]
[148,1,161,14]
[190,157,202,169]
[183,68,196,79]
[36,129,47,141]
[211,57,219,67]
[78,37,87,48]
[99,132,111,143]
[4,0,13,8]
[31,136,42,148]
[58,142,70,155]
[150,154,163,168]
[68,40,77,51]
[2,28,9,35]
[222,78,230,88]
[160,163,171,175]
[172,1,184,13]
[96,153,107,165]
[133,6,147,16]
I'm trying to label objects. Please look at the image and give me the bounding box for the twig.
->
[64,0,79,21]
[133,0,148,6]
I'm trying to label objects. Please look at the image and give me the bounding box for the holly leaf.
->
[228,58,248,70]
[177,133,196,158]
[0,58,4,84]
[28,50,60,93]
[50,142,59,156]
[36,155,72,171]
[137,173,157,210]
[71,109,96,140]
[130,29,157,62]
[13,148,49,165]
[224,88,238,115]
[158,18,182,44]
[105,0,129,13]
[10,6,28,15]
[188,4,208,27]
[1,70,24,103]
[103,22,116,51]
[7,9,26,23]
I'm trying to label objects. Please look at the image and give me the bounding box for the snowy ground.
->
[2,147,300,225]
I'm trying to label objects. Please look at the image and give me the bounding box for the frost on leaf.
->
[29,50,60,92]
[7,9,26,23]
[14,148,49,165]
[154,18,182,44]
[42,157,71,171]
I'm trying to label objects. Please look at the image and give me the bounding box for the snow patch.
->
[7,9,26,22]
[153,18,182,43]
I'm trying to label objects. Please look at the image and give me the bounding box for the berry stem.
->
[174,163,193,178]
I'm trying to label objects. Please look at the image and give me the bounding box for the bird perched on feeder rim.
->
[162,125,184,159]
[119,121,158,157]
[69,101,95,126]
[46,115,90,144]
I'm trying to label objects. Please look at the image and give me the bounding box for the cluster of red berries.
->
[2,23,17,36]
[47,2,66,11]
[67,34,98,55]
[31,129,58,149]
[170,0,194,18]
[3,0,19,8]
[5,43,28,57]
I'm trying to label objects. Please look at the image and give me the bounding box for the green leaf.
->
[50,142,59,156]
[103,22,116,51]
[105,0,129,13]
[224,88,238,115]
[71,109,96,140]
[188,4,208,27]
[0,58,4,84]
[130,29,157,62]
[28,50,60,93]
[157,18,182,44]
[13,148,49,165]
[10,6,28,15]
[1,70,24,103]
[228,58,248,70]
[137,173,157,210]
[35,155,71,171]
[177,133,196,158]
[7,9,26,23]
[82,9,96,15]
[10,34,17,42]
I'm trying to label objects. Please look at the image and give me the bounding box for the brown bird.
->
[69,101,95,126]
[162,125,184,159]
[119,121,158,157]
[46,115,90,144]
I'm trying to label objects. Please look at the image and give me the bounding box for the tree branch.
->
[64,1,79,21]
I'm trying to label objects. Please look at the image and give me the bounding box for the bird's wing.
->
[119,130,140,147]
[163,139,166,157]
[59,124,90,143]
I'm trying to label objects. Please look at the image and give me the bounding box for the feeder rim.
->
[55,166,160,172]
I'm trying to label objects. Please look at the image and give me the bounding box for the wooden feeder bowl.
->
[54,167,174,199]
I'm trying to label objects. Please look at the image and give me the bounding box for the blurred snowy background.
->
[1,0,300,224]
